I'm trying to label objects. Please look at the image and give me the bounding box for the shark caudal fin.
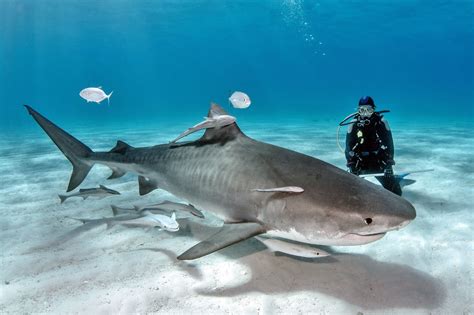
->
[25,105,94,192]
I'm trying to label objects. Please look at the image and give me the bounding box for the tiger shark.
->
[25,104,416,260]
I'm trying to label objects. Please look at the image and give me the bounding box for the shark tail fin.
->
[24,105,94,192]
[58,194,67,204]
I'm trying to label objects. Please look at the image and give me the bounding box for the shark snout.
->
[378,199,416,232]
[398,199,417,222]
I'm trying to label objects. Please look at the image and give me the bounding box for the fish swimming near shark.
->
[255,236,330,258]
[110,200,205,218]
[108,211,180,232]
[25,103,416,260]
[170,110,236,143]
[79,87,113,105]
[59,185,120,204]
[67,213,141,225]
[229,91,251,109]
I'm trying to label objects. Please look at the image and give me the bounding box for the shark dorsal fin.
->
[201,103,244,142]
[109,140,132,154]
[207,102,227,118]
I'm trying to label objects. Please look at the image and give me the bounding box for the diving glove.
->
[384,167,394,177]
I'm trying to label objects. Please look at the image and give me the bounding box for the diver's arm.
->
[378,117,395,165]
[345,122,360,171]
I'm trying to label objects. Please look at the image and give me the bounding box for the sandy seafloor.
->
[0,118,472,314]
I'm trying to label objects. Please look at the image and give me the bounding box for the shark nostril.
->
[365,218,373,225]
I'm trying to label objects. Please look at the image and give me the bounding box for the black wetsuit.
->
[345,113,402,195]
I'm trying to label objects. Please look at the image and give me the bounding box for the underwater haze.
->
[1,1,473,314]
[1,0,473,129]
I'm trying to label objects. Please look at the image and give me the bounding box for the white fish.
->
[170,112,236,143]
[108,211,179,232]
[229,91,251,109]
[255,236,330,258]
[79,87,113,105]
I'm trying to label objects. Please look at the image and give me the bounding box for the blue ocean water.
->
[1,1,474,314]
[1,0,473,130]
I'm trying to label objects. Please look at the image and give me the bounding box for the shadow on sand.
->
[192,239,447,311]
[175,220,447,312]
[32,215,446,311]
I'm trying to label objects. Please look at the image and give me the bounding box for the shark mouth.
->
[339,232,387,245]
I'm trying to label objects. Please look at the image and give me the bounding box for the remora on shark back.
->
[25,103,416,260]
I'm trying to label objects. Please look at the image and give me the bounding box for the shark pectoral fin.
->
[107,168,126,179]
[138,176,159,196]
[177,222,266,260]
[252,186,304,193]
[69,163,93,192]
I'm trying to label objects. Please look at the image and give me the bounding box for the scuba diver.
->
[339,96,402,196]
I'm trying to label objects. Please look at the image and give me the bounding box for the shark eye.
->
[364,218,373,225]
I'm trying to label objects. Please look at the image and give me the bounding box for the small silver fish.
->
[67,214,141,225]
[108,211,179,232]
[136,200,204,218]
[79,87,113,105]
[255,236,330,258]
[229,91,251,109]
[59,185,120,204]
[111,201,205,219]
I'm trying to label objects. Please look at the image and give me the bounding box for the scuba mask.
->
[358,105,374,118]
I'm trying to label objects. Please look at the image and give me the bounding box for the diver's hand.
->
[347,161,360,175]
[386,159,395,166]
[384,167,394,177]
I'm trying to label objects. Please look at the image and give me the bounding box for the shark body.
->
[25,104,416,260]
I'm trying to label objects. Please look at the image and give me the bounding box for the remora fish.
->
[170,110,236,143]
[255,236,330,258]
[25,103,416,260]
[110,201,205,218]
[67,214,141,225]
[108,211,179,232]
[58,185,120,204]
[79,87,113,105]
